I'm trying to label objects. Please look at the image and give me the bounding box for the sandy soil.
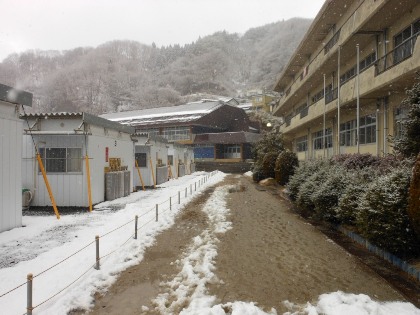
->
[80,174,409,315]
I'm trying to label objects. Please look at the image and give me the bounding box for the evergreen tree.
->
[394,76,420,157]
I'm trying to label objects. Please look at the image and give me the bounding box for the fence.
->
[0,171,218,315]
[337,225,420,282]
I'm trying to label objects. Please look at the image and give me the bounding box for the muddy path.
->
[76,174,416,314]
[82,179,231,315]
[207,176,406,313]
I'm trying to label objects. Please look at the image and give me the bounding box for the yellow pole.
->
[168,165,173,179]
[36,154,60,219]
[85,155,93,212]
[150,158,156,188]
[135,160,146,191]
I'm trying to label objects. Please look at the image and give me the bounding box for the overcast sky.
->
[0,0,325,62]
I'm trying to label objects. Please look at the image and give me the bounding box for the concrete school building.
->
[21,112,135,208]
[0,84,32,232]
[272,0,420,160]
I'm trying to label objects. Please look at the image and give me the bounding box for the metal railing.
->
[376,34,418,75]
[325,87,338,104]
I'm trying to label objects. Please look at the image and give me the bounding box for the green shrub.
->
[407,153,420,240]
[356,167,419,256]
[252,164,265,182]
[296,166,329,214]
[312,165,350,222]
[275,150,299,185]
[287,159,330,201]
[261,151,278,179]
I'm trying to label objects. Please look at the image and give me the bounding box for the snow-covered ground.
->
[0,171,419,315]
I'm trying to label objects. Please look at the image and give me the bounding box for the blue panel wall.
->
[194,147,214,159]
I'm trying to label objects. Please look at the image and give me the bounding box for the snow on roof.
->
[100,101,223,126]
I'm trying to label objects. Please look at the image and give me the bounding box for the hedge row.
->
[287,154,419,257]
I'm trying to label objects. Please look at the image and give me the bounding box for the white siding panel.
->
[0,110,22,233]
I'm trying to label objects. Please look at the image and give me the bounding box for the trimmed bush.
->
[330,153,380,170]
[296,165,330,214]
[274,150,299,185]
[287,159,329,201]
[311,165,350,222]
[356,167,419,256]
[407,153,420,240]
[261,151,278,179]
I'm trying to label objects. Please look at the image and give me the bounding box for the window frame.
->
[38,147,83,174]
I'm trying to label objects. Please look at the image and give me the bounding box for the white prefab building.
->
[0,84,32,232]
[21,113,135,208]
[133,134,169,188]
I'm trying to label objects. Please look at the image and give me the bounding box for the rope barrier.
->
[33,240,95,279]
[0,282,27,299]
[32,264,94,311]
[100,218,135,238]
[0,171,217,309]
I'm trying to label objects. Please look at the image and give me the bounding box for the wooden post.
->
[36,154,60,219]
[135,160,145,191]
[150,158,156,189]
[85,155,93,212]
[95,235,100,270]
[27,274,33,315]
[134,215,138,239]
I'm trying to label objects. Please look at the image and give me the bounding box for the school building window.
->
[340,114,376,146]
[39,148,82,173]
[359,114,377,144]
[312,128,333,150]
[296,136,308,152]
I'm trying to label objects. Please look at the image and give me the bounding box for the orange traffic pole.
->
[36,154,60,219]
[135,160,146,191]
[150,158,156,188]
[85,155,93,212]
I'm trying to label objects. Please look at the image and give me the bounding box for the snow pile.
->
[152,185,233,314]
[297,292,420,315]
[1,171,419,315]
[0,171,225,315]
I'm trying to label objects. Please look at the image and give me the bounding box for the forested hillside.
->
[0,18,311,114]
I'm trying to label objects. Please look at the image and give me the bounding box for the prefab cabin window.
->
[38,148,82,173]
[135,153,147,167]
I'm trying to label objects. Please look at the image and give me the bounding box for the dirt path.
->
[208,175,405,313]
[84,183,222,314]
[81,174,410,314]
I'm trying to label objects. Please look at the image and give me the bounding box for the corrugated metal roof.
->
[21,112,135,134]
[100,101,224,126]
